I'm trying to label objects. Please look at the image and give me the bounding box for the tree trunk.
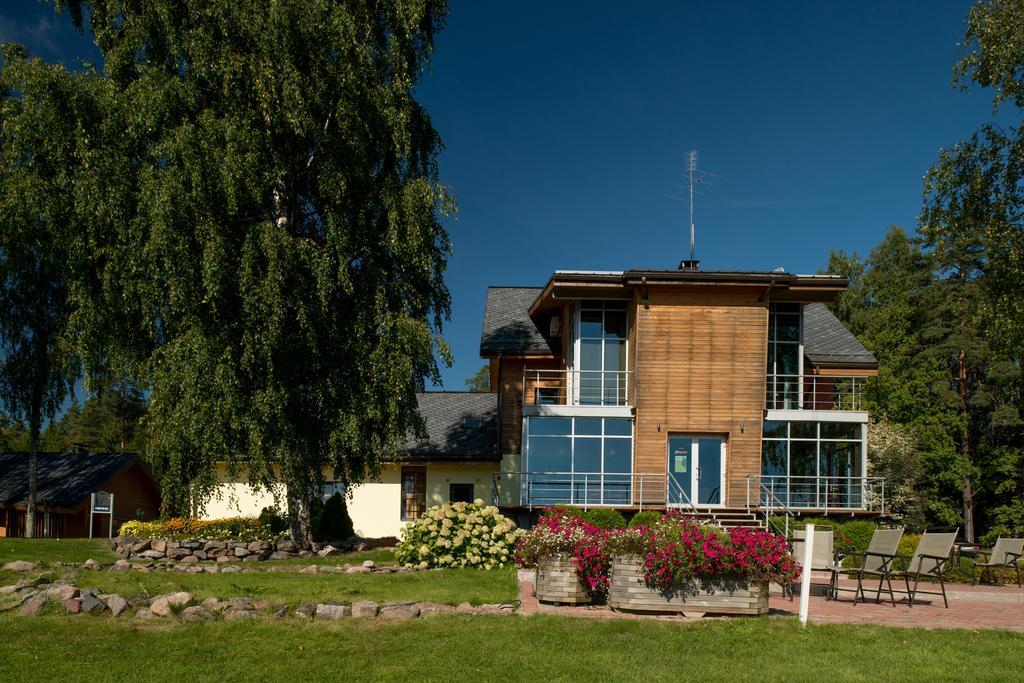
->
[958,348,975,543]
[286,480,312,548]
[26,405,41,539]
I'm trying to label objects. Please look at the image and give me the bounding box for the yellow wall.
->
[205,461,498,539]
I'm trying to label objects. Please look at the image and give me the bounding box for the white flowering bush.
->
[396,499,523,570]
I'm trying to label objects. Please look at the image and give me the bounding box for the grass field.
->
[0,538,118,565]
[1,613,1022,682]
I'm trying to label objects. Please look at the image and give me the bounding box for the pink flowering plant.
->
[515,508,612,598]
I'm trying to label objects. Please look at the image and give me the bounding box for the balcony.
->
[491,471,690,510]
[765,374,866,412]
[522,369,632,408]
[746,475,885,514]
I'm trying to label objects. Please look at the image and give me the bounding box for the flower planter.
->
[608,556,768,617]
[536,553,591,605]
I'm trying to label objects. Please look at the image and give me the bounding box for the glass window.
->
[574,418,601,436]
[820,422,861,440]
[790,422,817,439]
[603,439,631,472]
[573,438,602,472]
[762,421,787,439]
[579,309,603,337]
[761,441,787,476]
[604,419,633,437]
[529,418,572,436]
[528,437,571,472]
[603,310,627,339]
[401,467,426,520]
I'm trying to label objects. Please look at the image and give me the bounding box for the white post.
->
[89,493,95,539]
[108,493,115,538]
[799,523,814,626]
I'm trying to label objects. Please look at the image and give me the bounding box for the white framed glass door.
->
[667,435,726,507]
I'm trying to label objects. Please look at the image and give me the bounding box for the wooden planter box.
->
[608,556,768,617]
[536,553,591,605]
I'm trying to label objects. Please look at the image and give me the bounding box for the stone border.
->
[2,576,516,621]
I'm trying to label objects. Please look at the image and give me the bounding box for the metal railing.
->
[522,369,631,407]
[665,472,700,517]
[765,374,866,411]
[745,474,795,537]
[746,475,885,515]
[492,471,672,509]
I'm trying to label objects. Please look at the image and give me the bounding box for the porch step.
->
[671,506,764,529]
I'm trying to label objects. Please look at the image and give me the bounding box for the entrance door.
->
[667,436,726,507]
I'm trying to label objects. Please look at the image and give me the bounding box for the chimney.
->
[678,259,701,271]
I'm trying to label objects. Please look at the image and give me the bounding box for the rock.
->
[180,541,201,550]
[317,545,339,557]
[242,554,266,563]
[151,540,167,553]
[19,597,46,617]
[167,548,192,561]
[315,604,349,620]
[150,591,192,617]
[106,594,130,616]
[374,567,396,574]
[275,540,297,553]
[346,566,371,574]
[298,550,312,558]
[80,593,106,614]
[379,602,420,620]
[181,606,216,622]
[350,600,379,618]
[202,565,220,574]
[179,555,201,565]
[455,602,474,613]
[62,598,82,613]
[83,558,101,570]
[192,550,208,560]
[203,541,226,551]
[131,539,152,552]
[233,547,250,557]
[201,597,223,611]
[268,551,293,561]
[298,565,319,574]
[112,559,131,571]
[216,556,232,563]
[139,550,165,559]
[320,565,344,574]
[44,585,79,602]
[362,560,375,569]
[295,603,316,619]
[418,602,456,616]
[223,609,259,621]
[0,584,17,594]
[272,605,289,619]
[220,565,241,573]
[135,608,154,620]
[3,561,38,572]
[224,597,254,611]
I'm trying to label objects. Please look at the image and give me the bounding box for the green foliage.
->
[396,501,522,569]
[580,508,627,530]
[310,493,354,542]
[628,511,662,528]
[258,507,289,536]
[465,364,491,392]
[118,517,285,542]
[837,521,880,555]
[0,414,29,452]
[868,419,925,527]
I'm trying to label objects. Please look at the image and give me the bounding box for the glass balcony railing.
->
[522,369,631,407]
[765,374,866,411]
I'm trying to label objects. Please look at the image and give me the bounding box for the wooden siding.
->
[499,356,561,455]
[632,287,769,506]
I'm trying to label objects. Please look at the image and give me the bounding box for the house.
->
[0,452,161,538]
[481,265,880,523]
[206,391,499,538]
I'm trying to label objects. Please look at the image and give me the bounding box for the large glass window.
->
[575,301,628,405]
[525,417,633,505]
[766,303,802,409]
[760,421,864,508]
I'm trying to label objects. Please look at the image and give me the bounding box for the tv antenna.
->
[665,150,721,266]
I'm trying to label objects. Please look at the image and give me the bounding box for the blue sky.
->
[0,1,1004,391]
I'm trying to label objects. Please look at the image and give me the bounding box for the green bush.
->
[396,500,523,569]
[628,511,662,528]
[258,506,289,535]
[118,516,285,542]
[539,505,585,520]
[310,492,354,542]
[581,508,627,530]
[836,520,878,554]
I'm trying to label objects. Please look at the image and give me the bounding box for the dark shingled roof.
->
[479,287,557,356]
[0,452,137,509]
[404,392,499,461]
[803,303,878,367]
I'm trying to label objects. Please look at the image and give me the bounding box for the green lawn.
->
[1,614,1021,682]
[0,538,117,565]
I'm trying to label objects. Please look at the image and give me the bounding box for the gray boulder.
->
[350,600,379,618]
[106,594,130,616]
[3,561,37,572]
[379,602,420,620]
[181,606,216,622]
[315,603,349,620]
[150,591,192,616]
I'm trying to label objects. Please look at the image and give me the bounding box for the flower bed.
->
[396,500,522,570]
[119,517,285,543]
[517,510,799,615]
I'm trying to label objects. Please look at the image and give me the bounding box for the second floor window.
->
[767,303,802,408]
[574,300,628,405]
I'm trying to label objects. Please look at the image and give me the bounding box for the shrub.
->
[581,508,627,530]
[628,511,662,528]
[396,500,522,570]
[310,492,354,541]
[118,517,286,542]
[258,507,288,535]
[836,520,878,554]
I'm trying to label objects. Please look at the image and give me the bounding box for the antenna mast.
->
[687,150,698,263]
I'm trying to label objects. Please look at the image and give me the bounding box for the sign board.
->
[92,491,112,514]
[673,448,688,473]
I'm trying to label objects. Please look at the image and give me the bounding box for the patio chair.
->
[970,538,1023,587]
[891,530,958,608]
[827,527,904,606]
[787,529,836,599]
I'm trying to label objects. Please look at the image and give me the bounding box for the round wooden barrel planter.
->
[608,556,768,617]
[536,553,591,605]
